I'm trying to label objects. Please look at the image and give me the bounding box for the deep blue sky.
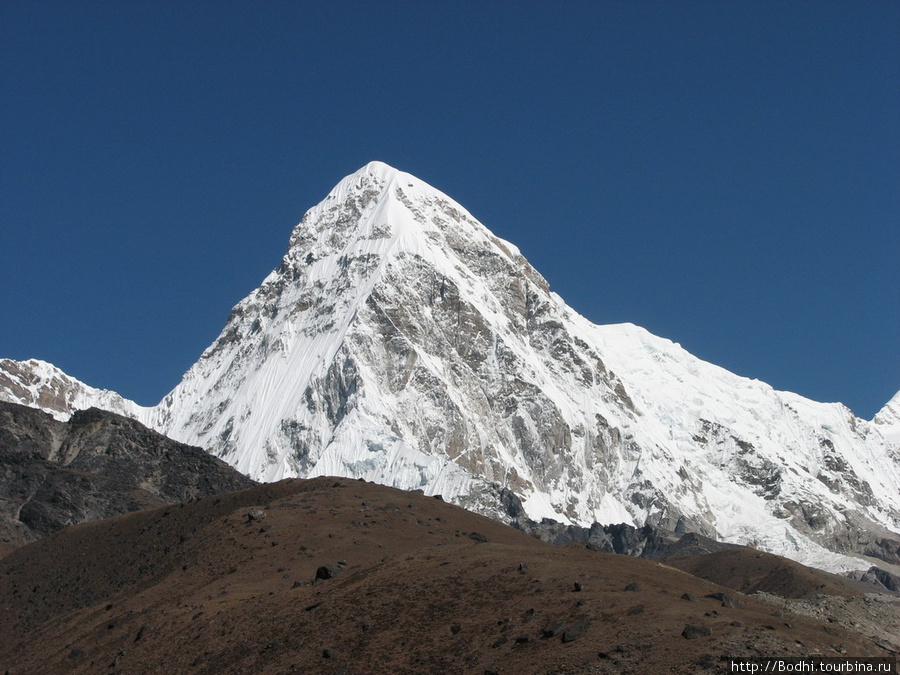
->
[2,1,897,418]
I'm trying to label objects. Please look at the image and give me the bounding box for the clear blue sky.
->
[2,1,897,418]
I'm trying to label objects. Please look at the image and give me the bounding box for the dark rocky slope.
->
[0,401,257,556]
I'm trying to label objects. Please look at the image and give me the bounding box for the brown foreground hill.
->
[0,477,896,674]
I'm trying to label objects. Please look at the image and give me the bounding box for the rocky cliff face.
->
[2,162,898,573]
[0,401,256,554]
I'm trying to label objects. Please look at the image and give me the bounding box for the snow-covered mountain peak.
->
[154,163,558,480]
[285,162,522,270]
[344,159,407,186]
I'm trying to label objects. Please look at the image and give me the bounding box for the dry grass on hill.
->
[0,477,895,674]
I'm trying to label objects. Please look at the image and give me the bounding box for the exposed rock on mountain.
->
[0,401,256,555]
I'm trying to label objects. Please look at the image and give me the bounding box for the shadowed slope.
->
[0,401,257,556]
[665,548,875,599]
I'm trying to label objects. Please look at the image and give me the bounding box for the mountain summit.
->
[153,160,577,501]
[3,162,899,572]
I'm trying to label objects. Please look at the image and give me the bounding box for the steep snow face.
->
[148,160,586,514]
[0,358,151,423]
[146,162,900,572]
[873,390,900,448]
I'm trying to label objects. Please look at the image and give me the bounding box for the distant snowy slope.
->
[873,390,900,448]
[582,322,900,570]
[0,358,150,423]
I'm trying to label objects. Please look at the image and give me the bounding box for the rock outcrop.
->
[0,401,256,554]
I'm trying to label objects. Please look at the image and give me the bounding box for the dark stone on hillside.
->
[624,582,642,592]
[315,564,342,581]
[541,624,567,638]
[864,537,900,566]
[573,581,583,592]
[516,518,678,557]
[697,654,720,669]
[681,593,696,602]
[705,592,739,608]
[498,486,526,519]
[246,509,266,522]
[562,622,589,643]
[490,636,508,649]
[845,565,900,593]
[0,401,257,552]
[512,515,742,562]
[661,532,742,558]
[468,531,488,543]
[681,625,711,639]
[515,635,531,644]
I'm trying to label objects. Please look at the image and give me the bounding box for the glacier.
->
[3,161,898,574]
